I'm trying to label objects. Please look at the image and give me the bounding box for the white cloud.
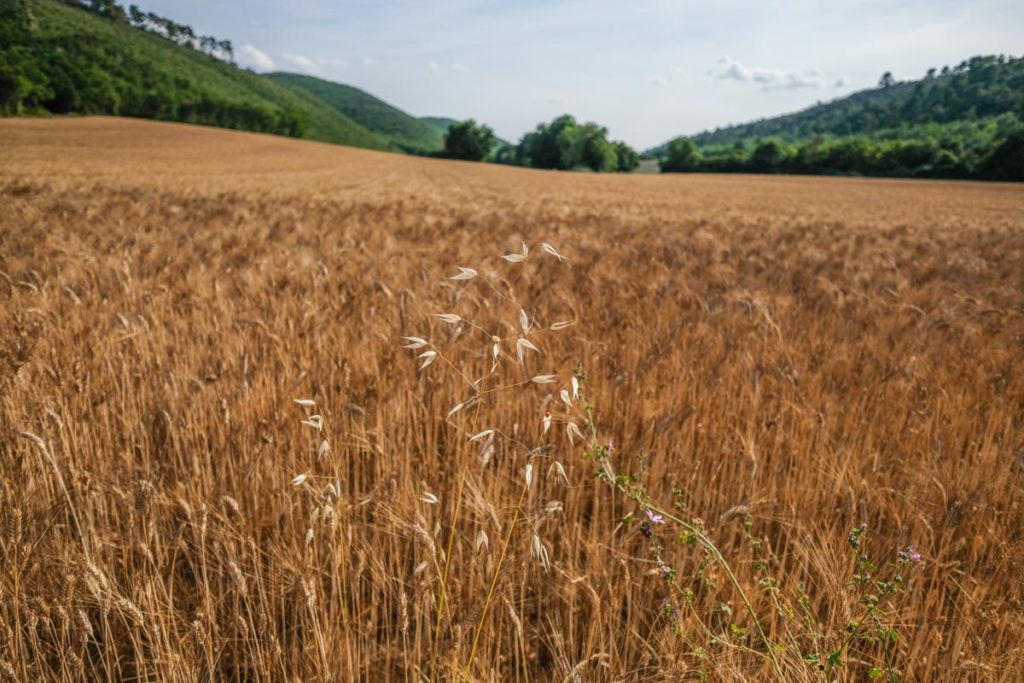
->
[651,74,667,86]
[451,63,471,73]
[282,53,313,70]
[546,94,568,104]
[714,56,824,90]
[429,62,441,74]
[237,44,275,72]
[361,56,376,66]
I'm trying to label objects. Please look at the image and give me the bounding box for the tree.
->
[577,123,618,171]
[218,40,234,62]
[516,115,579,169]
[614,141,639,172]
[748,140,788,172]
[128,4,144,26]
[982,132,1024,181]
[508,115,635,173]
[660,137,702,172]
[879,71,896,89]
[443,119,496,161]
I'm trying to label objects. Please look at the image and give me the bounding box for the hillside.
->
[420,116,458,133]
[651,55,1024,153]
[267,73,445,152]
[649,55,1024,180]
[0,0,449,153]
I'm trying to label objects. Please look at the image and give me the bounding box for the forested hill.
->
[265,74,446,153]
[420,117,459,134]
[686,56,1024,148]
[651,56,1024,154]
[650,55,1024,181]
[0,0,448,153]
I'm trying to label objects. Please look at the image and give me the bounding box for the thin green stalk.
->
[465,482,528,677]
[578,387,783,680]
[621,489,784,680]
[431,462,469,680]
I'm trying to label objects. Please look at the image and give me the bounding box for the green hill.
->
[420,116,458,134]
[420,117,514,150]
[0,0,450,153]
[650,55,1024,180]
[651,56,1024,155]
[266,73,445,153]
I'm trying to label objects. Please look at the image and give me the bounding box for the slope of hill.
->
[420,116,458,134]
[266,73,445,152]
[0,0,450,153]
[650,55,1024,154]
[649,55,1024,180]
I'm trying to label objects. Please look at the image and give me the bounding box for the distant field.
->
[1,117,1022,681]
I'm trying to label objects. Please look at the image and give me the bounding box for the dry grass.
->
[1,116,1022,681]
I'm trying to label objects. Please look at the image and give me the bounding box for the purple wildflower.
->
[899,546,922,564]
[645,510,665,525]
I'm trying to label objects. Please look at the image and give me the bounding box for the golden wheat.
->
[0,117,1022,681]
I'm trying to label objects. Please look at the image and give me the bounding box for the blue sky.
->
[141,0,1023,149]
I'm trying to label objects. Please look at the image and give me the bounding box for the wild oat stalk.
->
[402,242,577,679]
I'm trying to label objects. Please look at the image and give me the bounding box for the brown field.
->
[1,117,1023,682]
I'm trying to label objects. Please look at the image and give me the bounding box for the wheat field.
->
[1,117,1022,682]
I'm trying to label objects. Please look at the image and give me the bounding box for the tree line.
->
[0,0,304,137]
[691,56,1024,148]
[661,114,1023,181]
[658,58,1024,181]
[442,115,640,173]
[63,0,234,61]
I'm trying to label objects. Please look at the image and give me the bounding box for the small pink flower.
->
[645,510,665,525]
[899,546,922,564]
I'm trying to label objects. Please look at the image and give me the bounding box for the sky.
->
[141,0,1023,150]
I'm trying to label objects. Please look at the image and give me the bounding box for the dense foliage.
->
[0,0,442,151]
[441,119,497,161]
[496,115,640,173]
[0,0,308,136]
[657,57,1024,180]
[266,73,446,153]
[685,56,1024,148]
[660,114,1023,180]
[68,0,235,61]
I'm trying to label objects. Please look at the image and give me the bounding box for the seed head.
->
[401,336,429,349]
